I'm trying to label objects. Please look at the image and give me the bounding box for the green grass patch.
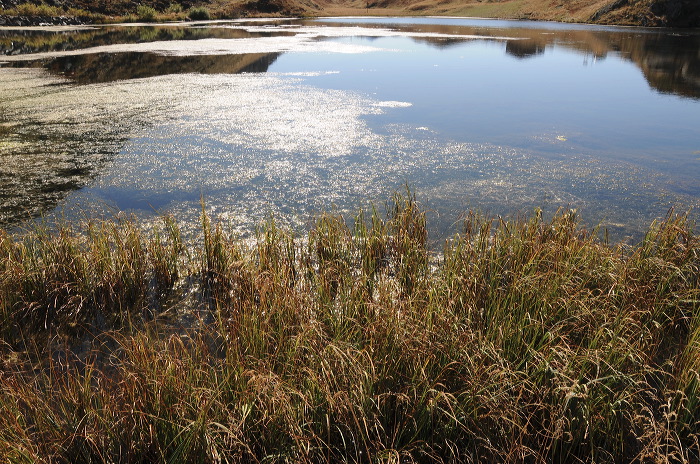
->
[136,5,158,22]
[1,191,699,462]
[187,6,211,20]
[5,2,64,17]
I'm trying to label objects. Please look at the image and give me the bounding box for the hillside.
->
[1,0,699,27]
[331,0,700,27]
[343,0,700,27]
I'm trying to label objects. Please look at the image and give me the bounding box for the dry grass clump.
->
[1,192,699,462]
[3,2,217,23]
[3,2,105,22]
[0,215,185,344]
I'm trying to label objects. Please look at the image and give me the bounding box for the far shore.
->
[2,0,699,28]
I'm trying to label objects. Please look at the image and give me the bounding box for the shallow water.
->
[1,18,699,242]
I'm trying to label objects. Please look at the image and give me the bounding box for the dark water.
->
[1,18,699,242]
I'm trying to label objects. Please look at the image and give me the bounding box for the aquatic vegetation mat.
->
[1,193,699,462]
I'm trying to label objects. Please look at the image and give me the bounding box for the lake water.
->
[1,17,699,242]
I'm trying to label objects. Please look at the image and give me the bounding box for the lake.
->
[1,17,699,243]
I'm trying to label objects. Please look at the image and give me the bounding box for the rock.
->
[590,0,628,22]
[650,0,700,27]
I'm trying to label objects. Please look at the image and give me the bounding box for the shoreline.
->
[2,0,700,28]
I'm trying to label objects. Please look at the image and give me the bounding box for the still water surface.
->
[1,17,699,242]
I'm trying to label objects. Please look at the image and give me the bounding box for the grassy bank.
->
[1,192,699,462]
[0,0,297,25]
[3,0,699,26]
[0,2,217,24]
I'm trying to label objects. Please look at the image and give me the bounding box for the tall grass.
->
[1,193,699,462]
[136,5,158,22]
[187,6,211,20]
[0,216,183,343]
[4,3,104,22]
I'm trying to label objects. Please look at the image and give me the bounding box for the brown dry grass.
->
[1,192,699,462]
[1,0,687,26]
[312,0,637,24]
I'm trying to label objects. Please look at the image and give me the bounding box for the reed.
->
[1,193,698,462]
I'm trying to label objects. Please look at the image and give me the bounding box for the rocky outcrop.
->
[649,0,700,27]
[0,0,22,9]
[0,14,84,26]
[590,0,628,22]
[587,0,699,27]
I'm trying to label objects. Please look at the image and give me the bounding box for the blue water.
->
[1,17,699,241]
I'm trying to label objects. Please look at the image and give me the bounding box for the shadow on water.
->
[11,51,280,83]
[0,117,116,227]
[505,39,546,59]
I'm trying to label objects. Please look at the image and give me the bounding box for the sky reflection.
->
[1,18,699,243]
